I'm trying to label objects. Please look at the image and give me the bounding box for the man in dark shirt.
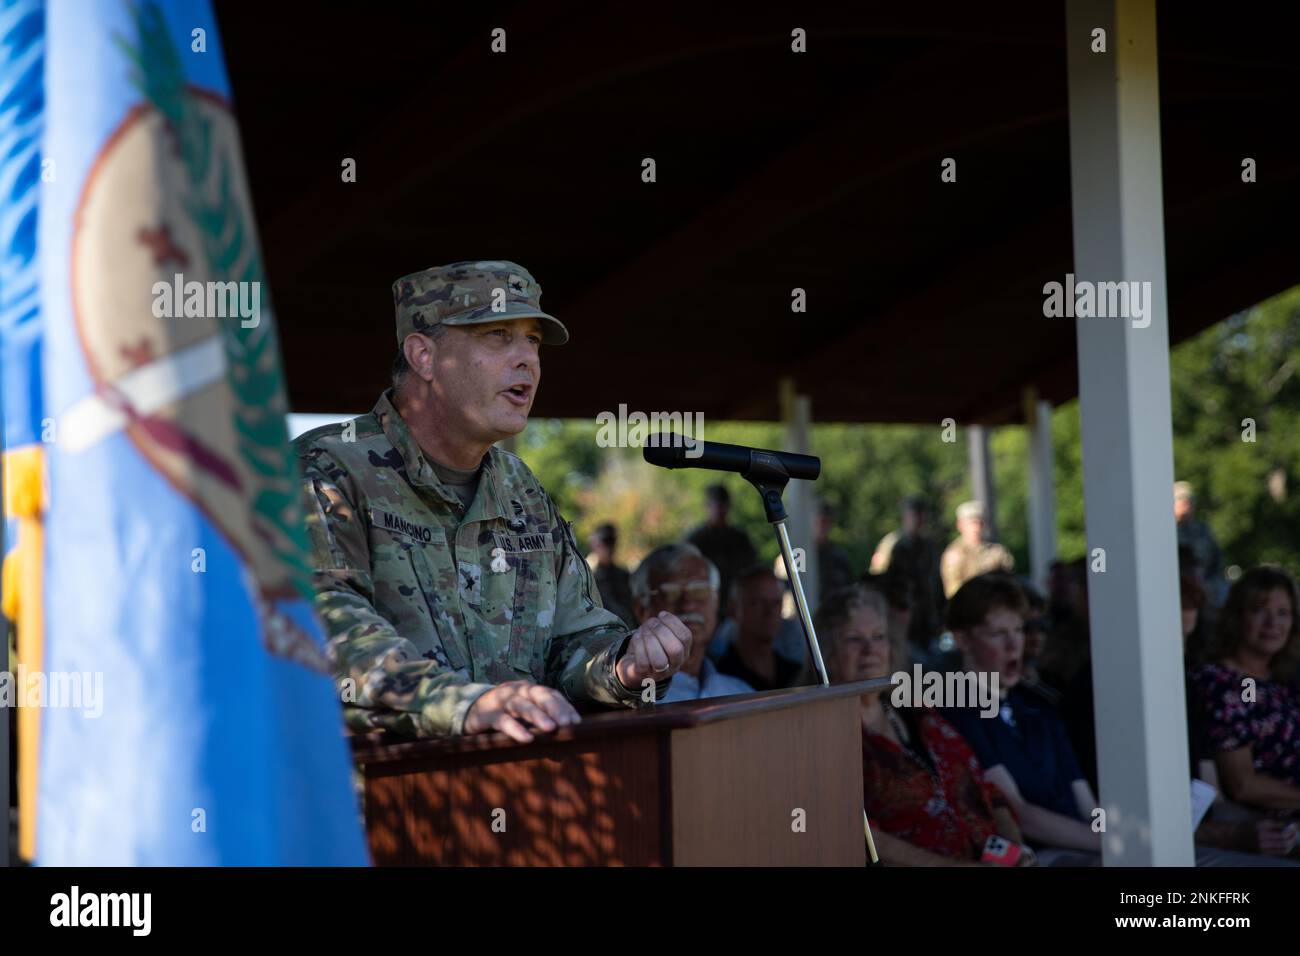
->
[686,484,757,618]
[946,681,1089,822]
[588,523,636,628]
[716,565,805,691]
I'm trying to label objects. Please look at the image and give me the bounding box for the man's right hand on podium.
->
[463,680,582,743]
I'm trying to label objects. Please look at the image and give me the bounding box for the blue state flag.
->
[1,0,47,865]
[36,0,368,864]
[1,0,44,556]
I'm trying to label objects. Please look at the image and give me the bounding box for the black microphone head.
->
[642,441,686,469]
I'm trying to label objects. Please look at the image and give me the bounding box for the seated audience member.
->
[1179,571,1211,774]
[1179,543,1219,648]
[940,573,1102,865]
[708,556,807,667]
[1017,580,1056,701]
[1065,569,1206,794]
[1066,570,1298,862]
[1188,568,1300,862]
[1038,557,1090,692]
[1189,566,1300,811]
[716,564,807,691]
[770,555,815,665]
[1180,567,1210,668]
[960,573,1296,865]
[862,572,915,667]
[631,544,753,704]
[1046,559,1071,621]
[817,584,1034,867]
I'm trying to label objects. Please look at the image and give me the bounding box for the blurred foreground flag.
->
[36,0,367,864]
[0,0,47,864]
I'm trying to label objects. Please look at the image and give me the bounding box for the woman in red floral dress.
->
[816,583,1031,866]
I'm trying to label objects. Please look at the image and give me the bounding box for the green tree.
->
[1170,288,1300,574]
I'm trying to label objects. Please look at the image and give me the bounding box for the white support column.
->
[1066,0,1192,865]
[779,378,818,615]
[967,424,998,541]
[1023,387,1057,590]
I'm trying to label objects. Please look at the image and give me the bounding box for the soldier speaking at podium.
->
[295,261,691,742]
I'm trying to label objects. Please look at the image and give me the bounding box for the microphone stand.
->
[738,454,881,865]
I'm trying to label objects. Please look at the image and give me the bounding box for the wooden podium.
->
[350,682,871,866]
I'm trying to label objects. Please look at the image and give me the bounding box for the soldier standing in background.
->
[687,484,757,625]
[940,500,1014,599]
[589,522,637,628]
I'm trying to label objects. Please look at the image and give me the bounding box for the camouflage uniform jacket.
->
[295,391,662,736]
[940,538,1015,598]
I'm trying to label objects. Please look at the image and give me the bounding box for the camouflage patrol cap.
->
[392,260,570,346]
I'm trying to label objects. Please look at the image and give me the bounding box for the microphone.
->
[642,437,820,482]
